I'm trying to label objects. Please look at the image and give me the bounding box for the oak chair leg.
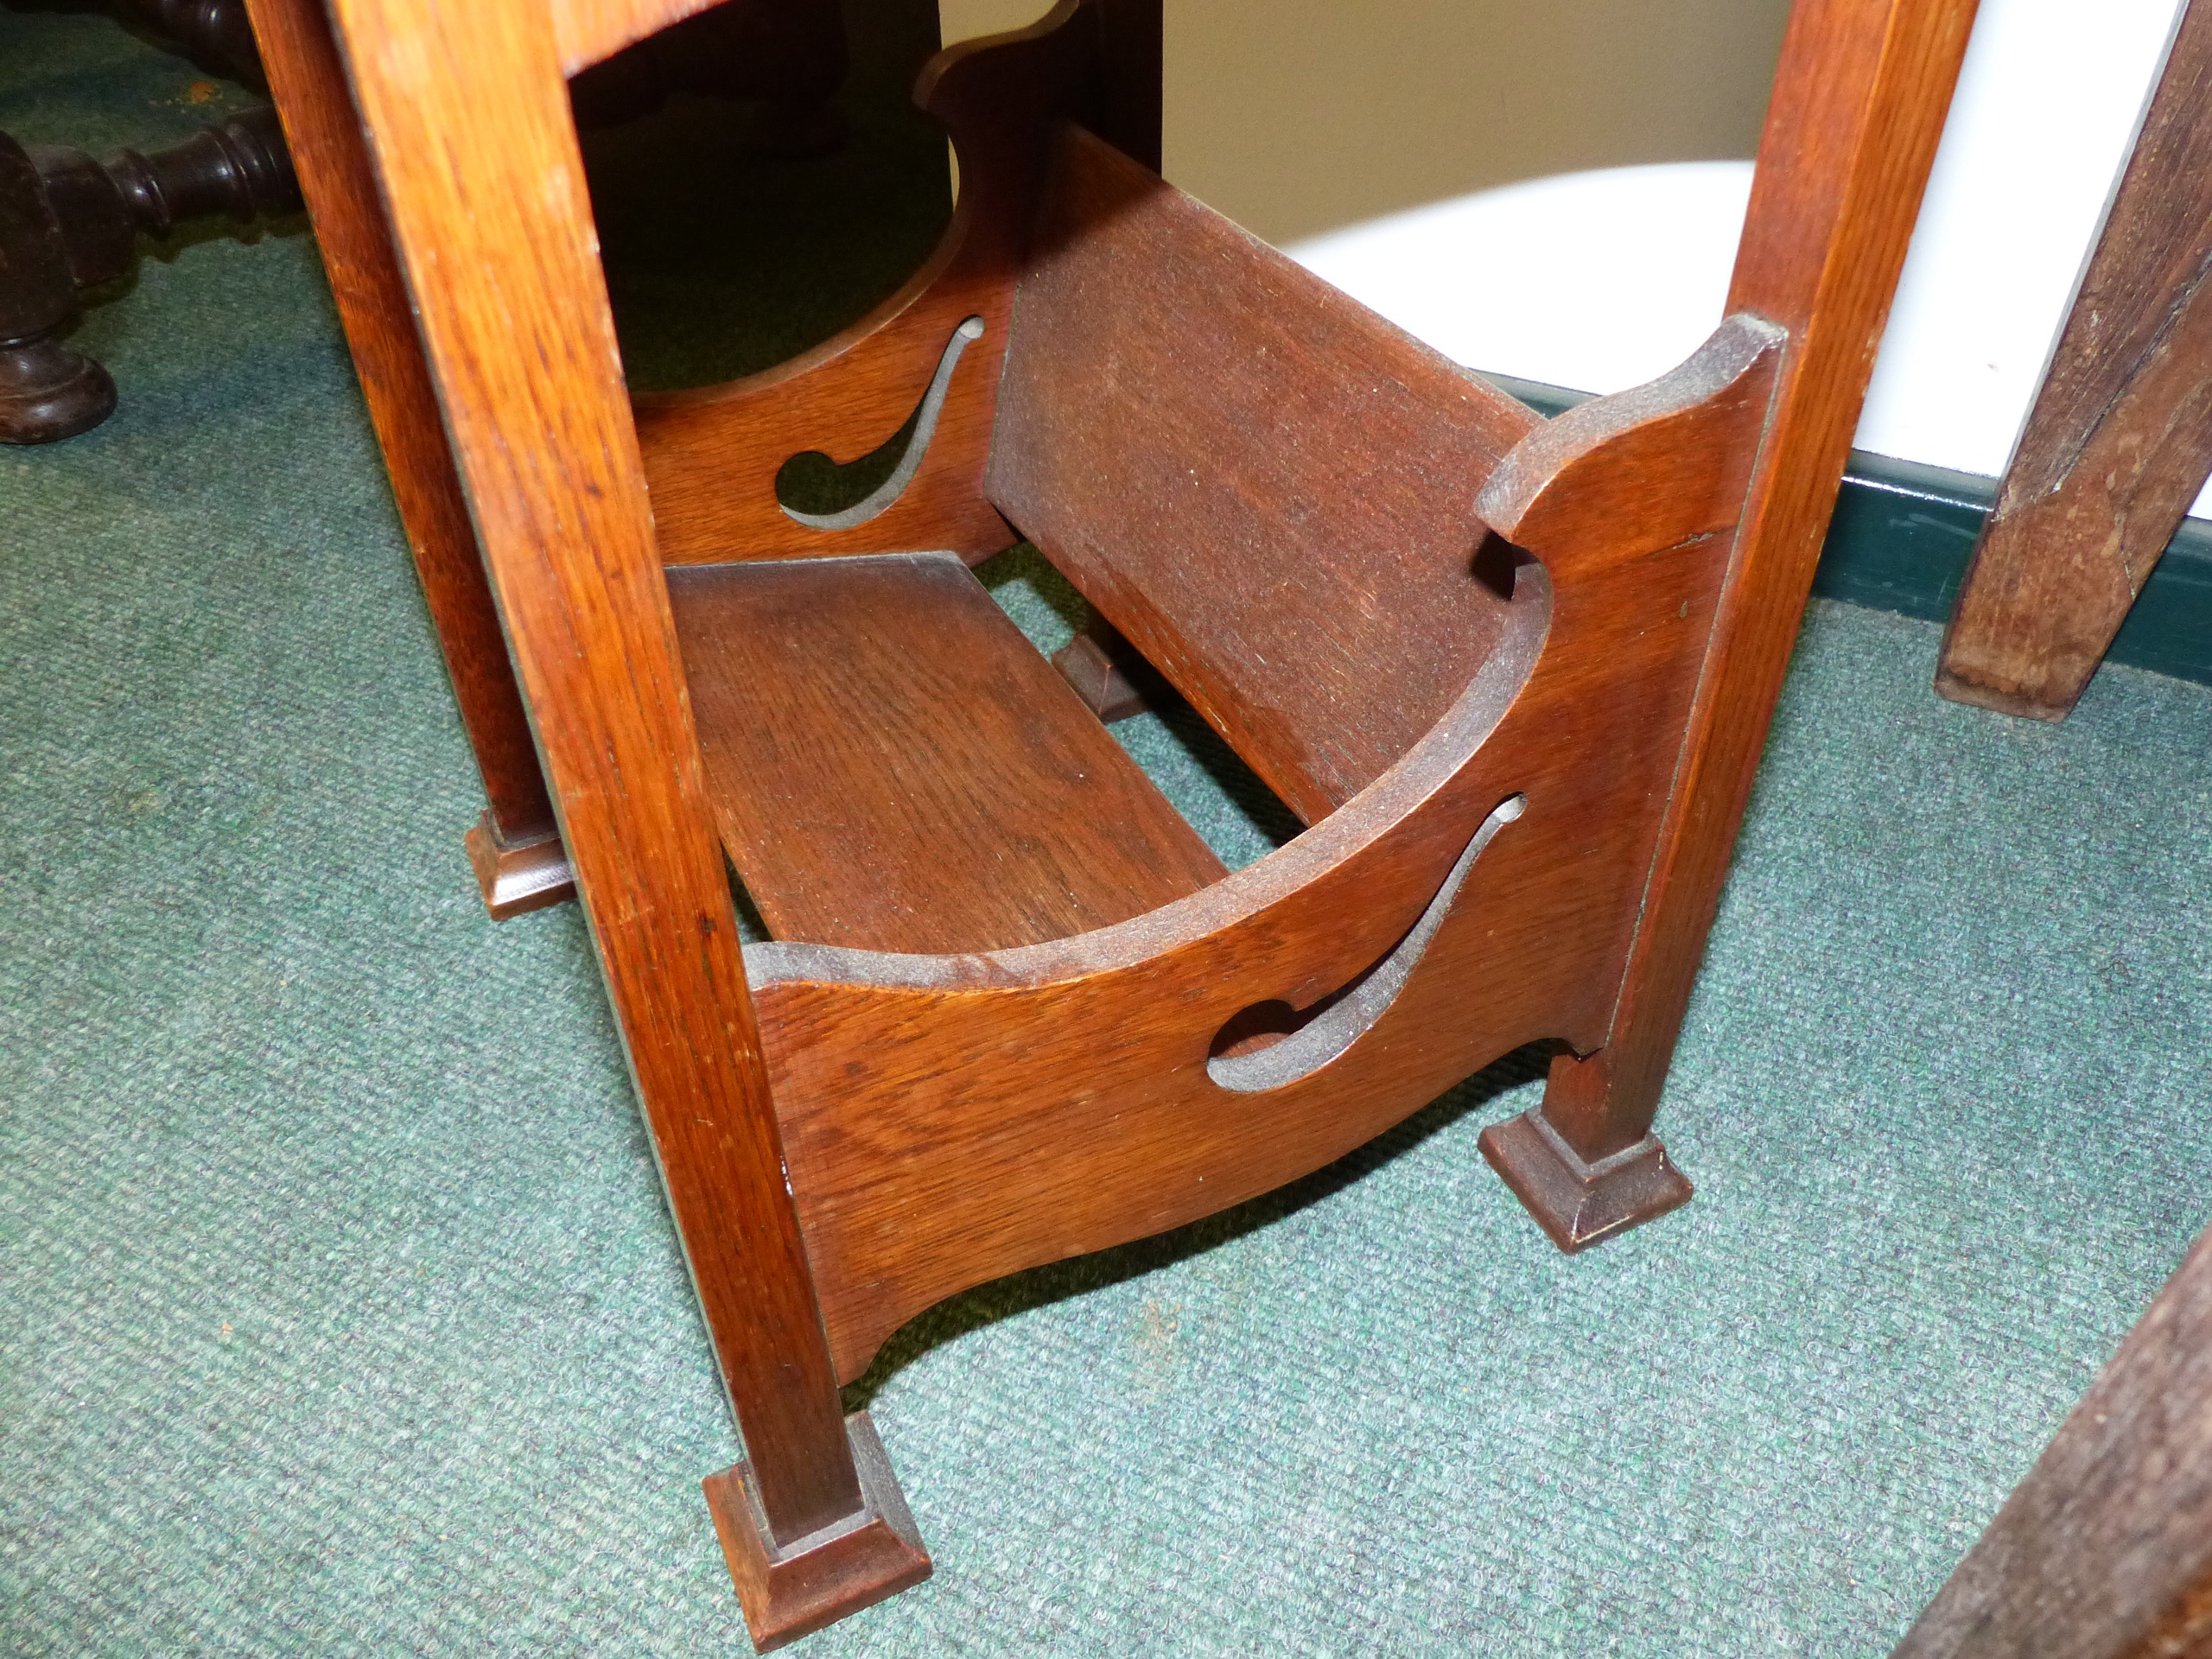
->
[1479,0,1980,1255]
[1933,0,2212,721]
[247,0,573,919]
[307,0,925,1641]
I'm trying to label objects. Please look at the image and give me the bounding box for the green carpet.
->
[5,9,2210,1656]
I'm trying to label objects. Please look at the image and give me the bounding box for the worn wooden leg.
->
[1891,1219,2212,1659]
[1,106,296,445]
[248,0,573,917]
[1934,0,2212,721]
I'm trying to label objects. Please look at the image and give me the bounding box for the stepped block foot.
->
[704,1412,932,1653]
[1479,1106,1693,1253]
[1052,627,1147,721]
[463,810,575,919]
[1052,620,1179,724]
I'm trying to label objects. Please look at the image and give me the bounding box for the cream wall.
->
[940,0,1793,245]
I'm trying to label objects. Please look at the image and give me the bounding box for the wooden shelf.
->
[668,551,1227,956]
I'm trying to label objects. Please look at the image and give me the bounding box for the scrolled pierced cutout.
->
[773,315,985,531]
[1205,792,1529,1093]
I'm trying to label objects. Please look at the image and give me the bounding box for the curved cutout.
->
[1206,793,1526,1092]
[633,2,1093,564]
[776,316,985,531]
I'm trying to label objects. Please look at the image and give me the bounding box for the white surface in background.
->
[1288,162,1752,399]
[1287,0,2205,516]
[1864,0,2190,495]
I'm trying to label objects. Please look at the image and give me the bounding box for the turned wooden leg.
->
[0,107,299,446]
[0,335,118,448]
[1478,1051,1694,1253]
[0,130,115,442]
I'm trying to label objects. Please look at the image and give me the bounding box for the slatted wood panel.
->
[668,552,1226,954]
[987,124,1540,826]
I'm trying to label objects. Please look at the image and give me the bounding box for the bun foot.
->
[0,337,118,443]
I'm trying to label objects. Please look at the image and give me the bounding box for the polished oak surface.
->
[669,551,1225,955]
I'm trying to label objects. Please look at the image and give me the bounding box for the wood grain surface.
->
[1936,0,2212,721]
[324,0,866,1548]
[632,1,1102,566]
[755,321,1783,1381]
[988,125,1539,824]
[1529,0,1980,1166]
[1894,1222,2212,1659]
[668,551,1225,954]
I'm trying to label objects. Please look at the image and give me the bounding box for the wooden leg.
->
[0,129,113,442]
[248,0,571,916]
[1,106,296,446]
[1478,1052,1694,1253]
[1051,618,1155,722]
[1893,1219,2212,1657]
[1477,0,1978,1254]
[703,1412,932,1654]
[0,336,116,445]
[1934,0,2212,722]
[318,0,930,1638]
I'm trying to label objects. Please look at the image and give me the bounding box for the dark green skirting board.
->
[1482,371,2212,691]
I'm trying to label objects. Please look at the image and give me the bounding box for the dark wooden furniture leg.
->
[0,109,297,444]
[246,0,571,919]
[1893,1220,2212,1658]
[1934,0,2212,721]
[1479,0,1980,1249]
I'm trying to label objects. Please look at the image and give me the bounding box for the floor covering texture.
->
[3,9,2209,1656]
